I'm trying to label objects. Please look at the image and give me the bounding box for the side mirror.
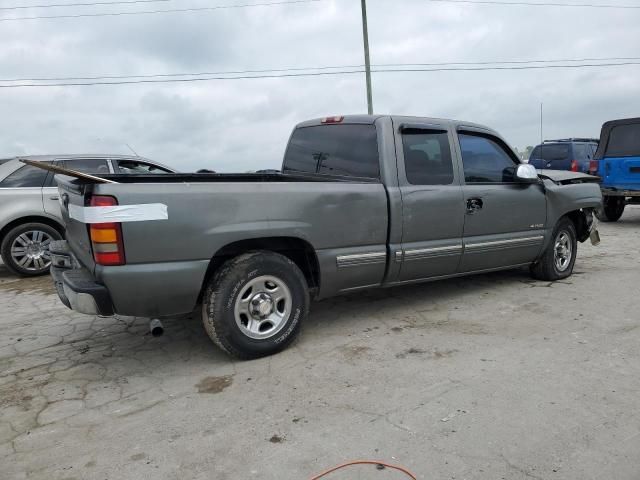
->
[515,164,539,183]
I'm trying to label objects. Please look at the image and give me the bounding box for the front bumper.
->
[50,240,114,316]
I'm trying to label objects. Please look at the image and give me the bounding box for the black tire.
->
[530,217,577,281]
[202,251,309,359]
[0,223,63,277]
[596,196,625,222]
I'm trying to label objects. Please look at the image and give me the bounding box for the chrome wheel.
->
[554,231,572,272]
[233,275,292,340]
[10,230,53,272]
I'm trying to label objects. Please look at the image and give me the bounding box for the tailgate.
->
[56,175,97,272]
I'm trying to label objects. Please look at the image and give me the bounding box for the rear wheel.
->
[0,223,62,277]
[597,195,625,222]
[202,251,309,359]
[530,217,577,281]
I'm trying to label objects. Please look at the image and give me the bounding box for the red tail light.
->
[589,159,599,175]
[570,160,579,172]
[89,195,125,266]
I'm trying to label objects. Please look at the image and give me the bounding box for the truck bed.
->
[55,173,390,317]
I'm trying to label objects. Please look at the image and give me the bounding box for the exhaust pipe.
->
[150,318,164,337]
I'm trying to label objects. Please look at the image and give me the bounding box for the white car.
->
[0,155,175,276]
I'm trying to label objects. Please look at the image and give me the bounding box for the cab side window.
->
[459,133,519,183]
[0,165,49,188]
[401,129,454,185]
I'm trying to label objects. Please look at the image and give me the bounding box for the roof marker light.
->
[321,116,344,124]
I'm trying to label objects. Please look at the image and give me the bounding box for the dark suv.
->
[528,139,599,173]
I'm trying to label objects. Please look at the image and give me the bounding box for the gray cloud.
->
[1,0,639,171]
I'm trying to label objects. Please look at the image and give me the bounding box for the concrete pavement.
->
[2,207,640,479]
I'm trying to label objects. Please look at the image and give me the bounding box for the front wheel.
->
[202,251,309,359]
[0,223,63,277]
[530,217,577,281]
[596,196,625,222]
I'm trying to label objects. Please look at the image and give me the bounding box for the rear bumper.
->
[50,239,208,318]
[50,240,114,316]
[601,188,640,197]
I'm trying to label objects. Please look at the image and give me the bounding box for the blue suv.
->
[528,138,599,173]
[591,117,640,222]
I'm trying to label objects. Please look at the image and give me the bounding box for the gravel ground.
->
[1,206,640,480]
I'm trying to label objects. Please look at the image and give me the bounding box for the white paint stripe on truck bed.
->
[68,203,168,223]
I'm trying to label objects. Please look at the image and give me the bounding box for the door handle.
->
[50,196,59,200]
[466,198,483,214]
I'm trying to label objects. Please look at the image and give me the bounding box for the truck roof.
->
[295,114,500,136]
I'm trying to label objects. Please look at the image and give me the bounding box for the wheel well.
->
[0,216,65,245]
[566,209,591,243]
[199,237,320,301]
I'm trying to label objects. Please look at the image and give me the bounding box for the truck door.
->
[455,129,547,272]
[395,122,465,282]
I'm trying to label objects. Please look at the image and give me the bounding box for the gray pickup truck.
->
[48,115,602,359]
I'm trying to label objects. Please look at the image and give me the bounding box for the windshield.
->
[530,144,570,162]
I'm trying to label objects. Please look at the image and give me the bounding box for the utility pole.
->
[360,0,373,114]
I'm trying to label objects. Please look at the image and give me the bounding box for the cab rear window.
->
[283,124,379,179]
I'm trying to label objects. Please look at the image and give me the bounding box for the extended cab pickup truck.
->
[47,115,602,359]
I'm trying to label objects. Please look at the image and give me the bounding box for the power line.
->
[377,56,640,68]
[426,0,640,8]
[2,56,640,83]
[1,61,639,88]
[0,0,328,21]
[0,0,171,11]
[0,65,359,82]
[3,0,639,21]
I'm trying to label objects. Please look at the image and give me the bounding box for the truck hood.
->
[536,169,600,185]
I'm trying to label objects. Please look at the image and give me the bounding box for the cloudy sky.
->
[1,0,639,171]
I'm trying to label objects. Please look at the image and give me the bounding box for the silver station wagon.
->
[0,155,175,276]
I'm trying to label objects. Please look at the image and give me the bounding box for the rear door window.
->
[114,160,172,174]
[0,165,49,188]
[606,124,640,157]
[283,124,379,179]
[401,129,454,185]
[459,133,519,183]
[574,144,589,161]
[61,159,110,174]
